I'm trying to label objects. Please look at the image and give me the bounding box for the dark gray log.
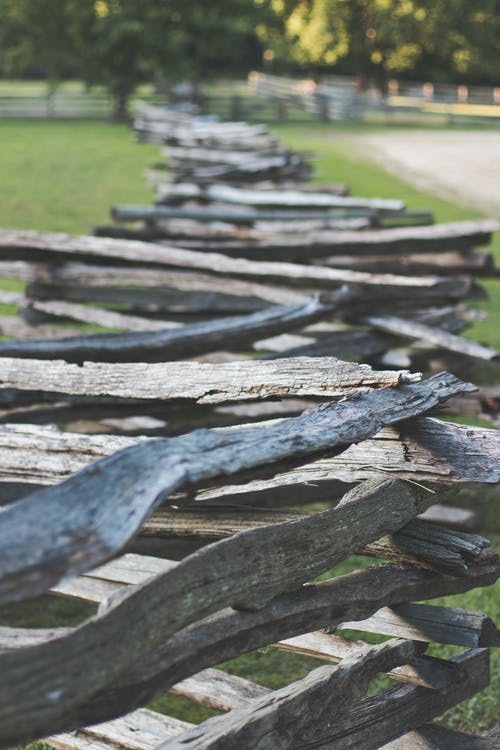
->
[1,557,497,746]
[140,509,489,575]
[0,372,475,604]
[340,602,500,647]
[111,204,383,225]
[0,294,340,363]
[27,263,306,307]
[0,356,418,403]
[0,225,495,272]
[158,648,489,750]
[276,632,456,690]
[152,182,401,211]
[1,413,497,493]
[195,417,500,505]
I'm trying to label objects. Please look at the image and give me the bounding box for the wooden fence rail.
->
[0,104,498,750]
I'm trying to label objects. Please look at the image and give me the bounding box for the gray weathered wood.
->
[1,557,497,744]
[196,417,500,505]
[171,669,270,711]
[0,356,419,403]
[361,313,500,361]
[0,372,474,605]
[158,647,489,750]
[340,602,500,647]
[0,229,487,291]
[51,709,192,750]
[276,632,456,690]
[0,294,339,363]
[27,300,181,332]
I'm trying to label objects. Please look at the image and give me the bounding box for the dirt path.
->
[341,130,500,216]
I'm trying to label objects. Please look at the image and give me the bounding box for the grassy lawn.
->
[0,119,498,738]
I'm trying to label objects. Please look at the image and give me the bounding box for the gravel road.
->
[342,129,500,216]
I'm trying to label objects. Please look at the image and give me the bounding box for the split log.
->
[26,262,307,305]
[276,632,457,690]
[0,294,340,363]
[159,647,489,750]
[361,313,500,361]
[139,509,490,576]
[339,602,500,648]
[0,371,475,602]
[1,558,497,745]
[0,356,419,403]
[160,219,500,261]
[1,223,497,266]
[1,414,497,493]
[316,249,497,276]
[196,417,500,505]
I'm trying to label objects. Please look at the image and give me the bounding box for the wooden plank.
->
[159,219,500,260]
[0,356,419,403]
[140,510,490,576]
[158,648,489,750]
[0,414,497,492]
[340,602,500,647]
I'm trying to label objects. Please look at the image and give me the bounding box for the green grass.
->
[0,120,498,738]
[0,120,157,234]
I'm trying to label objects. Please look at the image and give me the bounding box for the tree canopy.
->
[260,0,500,88]
[0,0,499,110]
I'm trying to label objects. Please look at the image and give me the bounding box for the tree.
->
[260,0,500,89]
[0,0,82,92]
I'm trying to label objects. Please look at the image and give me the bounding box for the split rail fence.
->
[0,102,499,749]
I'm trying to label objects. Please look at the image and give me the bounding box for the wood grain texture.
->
[340,602,500,647]
[0,373,476,604]
[1,558,497,745]
[197,416,499,506]
[0,356,418,403]
[158,647,489,750]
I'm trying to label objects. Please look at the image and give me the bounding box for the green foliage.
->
[0,1,266,116]
[261,0,500,87]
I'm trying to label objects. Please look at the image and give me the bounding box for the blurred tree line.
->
[0,0,499,116]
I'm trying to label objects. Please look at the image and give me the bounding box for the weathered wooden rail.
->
[0,105,498,749]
